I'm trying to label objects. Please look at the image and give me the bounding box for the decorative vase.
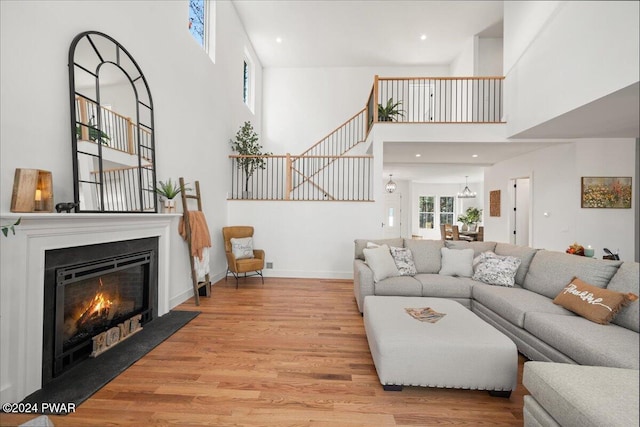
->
[461,224,469,232]
[468,224,477,232]
[163,198,176,213]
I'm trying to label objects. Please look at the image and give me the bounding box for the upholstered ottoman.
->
[363,296,517,396]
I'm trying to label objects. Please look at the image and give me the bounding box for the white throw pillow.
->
[439,247,474,277]
[472,251,522,287]
[230,237,254,260]
[363,244,400,283]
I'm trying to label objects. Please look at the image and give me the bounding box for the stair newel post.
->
[285,153,292,200]
[373,74,379,123]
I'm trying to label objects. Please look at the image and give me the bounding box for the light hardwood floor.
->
[2,278,527,426]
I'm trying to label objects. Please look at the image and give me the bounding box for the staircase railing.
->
[229,154,373,201]
[230,75,505,201]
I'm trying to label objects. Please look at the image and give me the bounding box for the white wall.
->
[262,65,449,154]
[484,139,636,260]
[477,38,503,76]
[0,1,262,304]
[504,1,639,136]
[450,38,476,77]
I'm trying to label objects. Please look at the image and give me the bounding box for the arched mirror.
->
[69,31,156,212]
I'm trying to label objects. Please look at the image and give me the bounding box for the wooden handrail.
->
[377,76,505,81]
[298,107,367,157]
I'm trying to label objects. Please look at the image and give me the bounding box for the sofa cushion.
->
[390,246,417,276]
[553,277,638,325]
[494,243,539,286]
[523,362,640,427]
[445,240,497,257]
[414,274,474,299]
[374,276,422,297]
[404,239,443,274]
[363,244,399,283]
[524,312,639,369]
[439,247,474,277]
[607,262,640,332]
[472,252,521,287]
[523,250,622,299]
[355,238,404,260]
[472,283,574,328]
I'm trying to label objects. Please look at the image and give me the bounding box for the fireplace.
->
[42,237,158,385]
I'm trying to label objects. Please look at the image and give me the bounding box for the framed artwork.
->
[489,190,501,216]
[581,177,632,208]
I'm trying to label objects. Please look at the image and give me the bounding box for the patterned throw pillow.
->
[553,277,639,324]
[230,237,254,260]
[390,246,417,276]
[472,251,522,287]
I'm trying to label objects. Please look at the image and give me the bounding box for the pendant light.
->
[457,176,476,199]
[385,174,397,193]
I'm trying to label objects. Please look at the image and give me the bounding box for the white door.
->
[513,178,530,246]
[383,193,402,238]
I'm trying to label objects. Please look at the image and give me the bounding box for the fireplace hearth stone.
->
[21,310,199,415]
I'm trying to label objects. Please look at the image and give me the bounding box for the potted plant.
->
[1,217,20,237]
[155,178,187,212]
[230,121,271,199]
[458,207,482,231]
[377,98,404,122]
[76,116,111,145]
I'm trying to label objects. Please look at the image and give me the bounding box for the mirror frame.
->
[68,31,157,213]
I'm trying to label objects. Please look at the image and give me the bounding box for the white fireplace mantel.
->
[0,212,184,402]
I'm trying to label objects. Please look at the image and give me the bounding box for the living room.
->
[1,1,638,426]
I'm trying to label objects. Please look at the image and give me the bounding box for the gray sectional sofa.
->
[354,238,639,426]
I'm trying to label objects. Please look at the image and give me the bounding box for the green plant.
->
[458,207,482,225]
[377,98,404,122]
[76,116,111,145]
[1,217,21,237]
[155,178,187,200]
[230,121,272,193]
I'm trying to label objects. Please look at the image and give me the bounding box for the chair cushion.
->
[523,250,622,299]
[404,239,443,274]
[524,312,639,369]
[606,262,640,332]
[235,257,264,272]
[472,283,574,328]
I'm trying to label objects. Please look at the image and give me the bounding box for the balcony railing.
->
[229,155,373,201]
[89,165,155,212]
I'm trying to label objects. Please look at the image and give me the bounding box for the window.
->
[189,0,208,50]
[418,196,435,229]
[242,50,255,112]
[440,196,455,225]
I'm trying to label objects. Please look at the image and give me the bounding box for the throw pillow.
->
[553,277,639,324]
[363,244,400,283]
[230,237,254,260]
[472,251,522,287]
[390,246,417,276]
[439,247,474,277]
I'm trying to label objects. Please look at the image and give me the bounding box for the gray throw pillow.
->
[363,244,400,282]
[439,247,474,277]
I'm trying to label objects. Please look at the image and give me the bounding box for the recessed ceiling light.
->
[276,37,283,43]
[472,154,478,158]
[420,34,427,41]
[415,154,421,157]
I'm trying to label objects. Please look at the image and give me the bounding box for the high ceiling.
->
[232,0,504,68]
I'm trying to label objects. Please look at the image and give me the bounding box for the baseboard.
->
[262,269,352,280]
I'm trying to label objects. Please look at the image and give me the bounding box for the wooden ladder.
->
[179,177,211,305]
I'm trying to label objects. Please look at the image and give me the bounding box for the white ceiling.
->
[233,0,504,68]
